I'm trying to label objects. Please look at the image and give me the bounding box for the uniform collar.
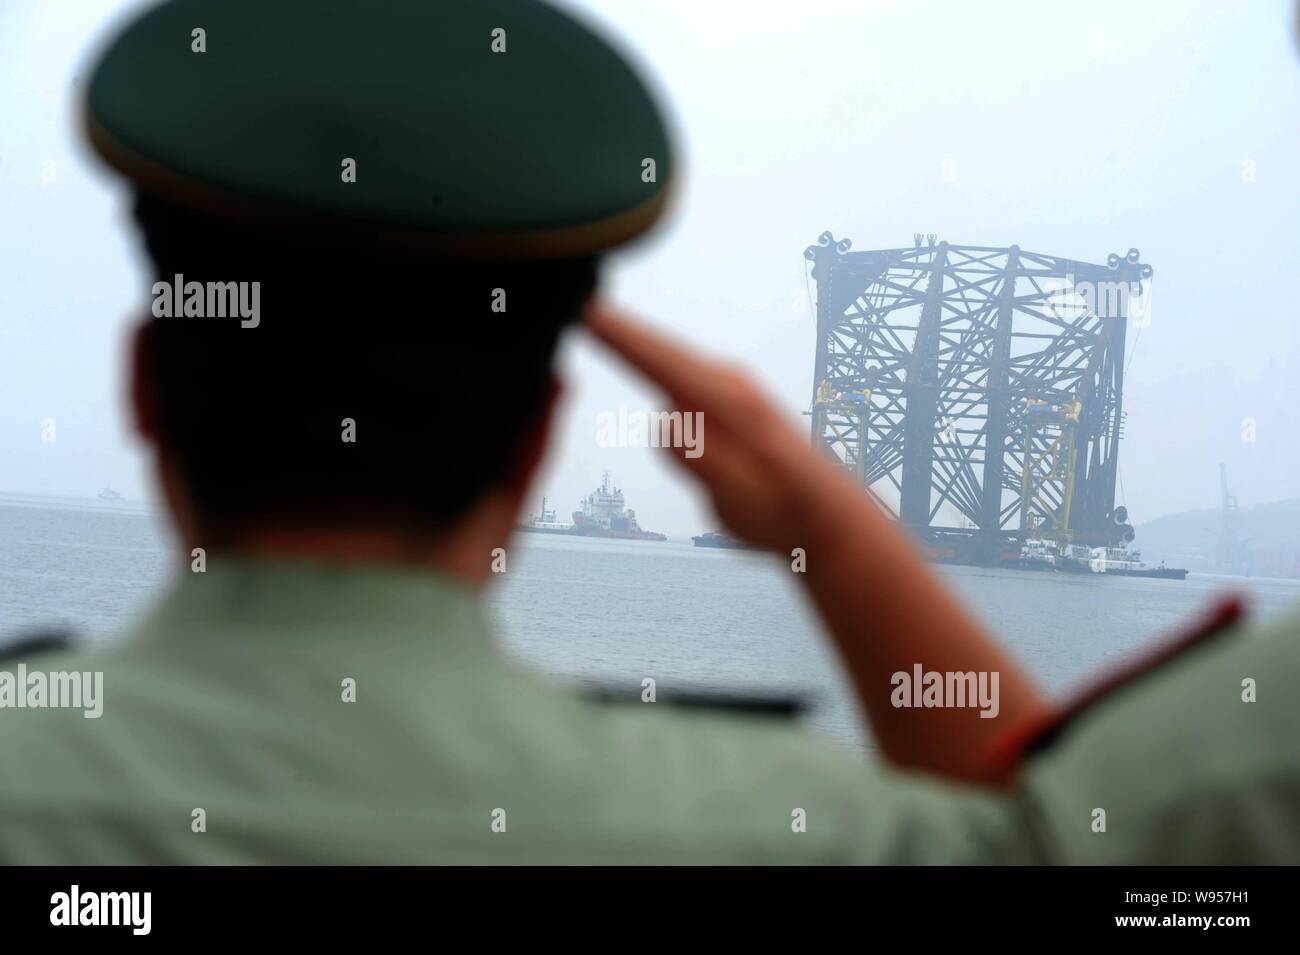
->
[128,555,494,657]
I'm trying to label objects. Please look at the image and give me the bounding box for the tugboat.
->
[516,497,574,535]
[517,474,667,541]
[1057,544,1188,580]
[568,472,666,541]
[1013,536,1057,571]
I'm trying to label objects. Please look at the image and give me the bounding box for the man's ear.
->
[129,319,160,443]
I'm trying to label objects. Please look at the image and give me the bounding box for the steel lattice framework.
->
[805,233,1152,558]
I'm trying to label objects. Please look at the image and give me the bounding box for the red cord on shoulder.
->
[981,596,1246,782]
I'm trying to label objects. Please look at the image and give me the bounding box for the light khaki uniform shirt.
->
[0,559,1295,863]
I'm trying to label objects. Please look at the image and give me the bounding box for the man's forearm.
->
[800,481,1047,783]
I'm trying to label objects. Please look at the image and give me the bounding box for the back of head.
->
[83,0,673,541]
[133,192,597,539]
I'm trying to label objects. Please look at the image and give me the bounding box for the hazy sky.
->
[2,0,1297,539]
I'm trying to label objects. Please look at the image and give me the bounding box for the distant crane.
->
[1019,397,1083,546]
[1217,463,1243,572]
[811,380,872,490]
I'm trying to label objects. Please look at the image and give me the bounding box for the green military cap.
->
[84,0,673,259]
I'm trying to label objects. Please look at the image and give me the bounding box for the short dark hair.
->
[132,192,597,541]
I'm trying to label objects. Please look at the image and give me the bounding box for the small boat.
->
[691,531,757,550]
[97,487,124,502]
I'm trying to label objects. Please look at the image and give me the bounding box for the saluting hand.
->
[583,301,860,555]
[584,300,1049,785]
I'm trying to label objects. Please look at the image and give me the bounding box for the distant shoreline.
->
[0,490,161,517]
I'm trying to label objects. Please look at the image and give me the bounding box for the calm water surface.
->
[4,496,1298,749]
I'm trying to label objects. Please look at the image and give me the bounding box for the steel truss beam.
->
[804,232,1152,552]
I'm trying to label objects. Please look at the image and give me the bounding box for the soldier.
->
[1,0,1297,865]
[585,305,1300,865]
